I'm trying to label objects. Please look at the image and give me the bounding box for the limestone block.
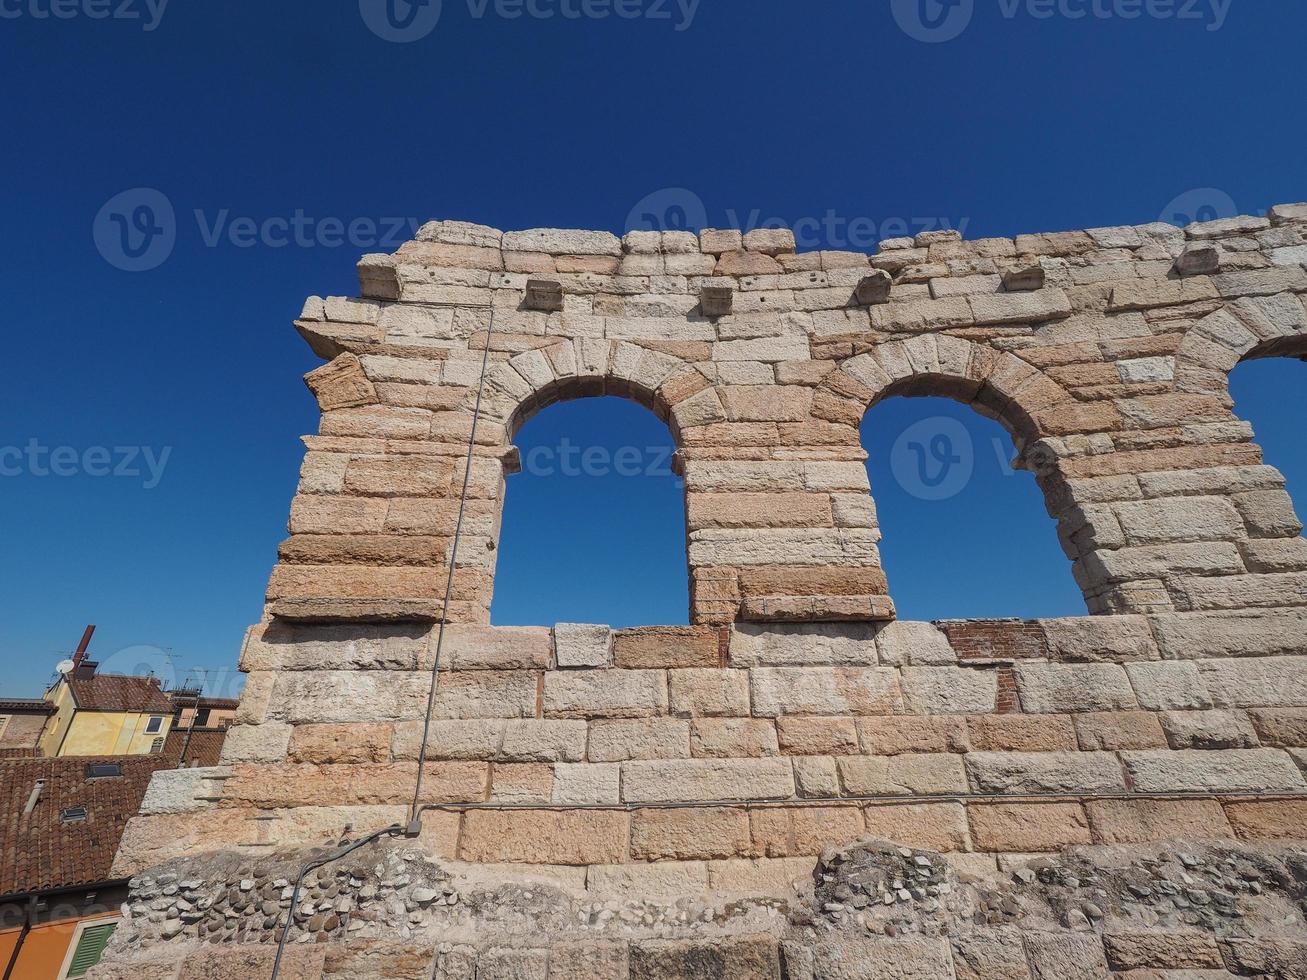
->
[690,718,779,758]
[862,802,970,853]
[1013,663,1138,713]
[1072,711,1167,751]
[1160,709,1259,750]
[489,763,554,804]
[952,930,1032,980]
[543,670,668,719]
[875,621,956,666]
[587,863,709,902]
[1039,615,1158,663]
[1125,661,1213,710]
[289,722,391,763]
[1249,707,1307,747]
[1084,798,1232,844]
[553,623,613,668]
[630,937,780,980]
[548,942,629,980]
[268,671,430,724]
[1197,656,1307,707]
[836,754,968,796]
[458,810,629,865]
[501,228,621,256]
[806,937,954,980]
[1233,489,1304,537]
[730,623,880,667]
[621,758,796,803]
[964,751,1126,794]
[218,721,292,764]
[699,229,744,254]
[138,766,225,815]
[901,667,998,714]
[587,717,690,762]
[1150,610,1307,659]
[1023,932,1111,980]
[1114,497,1244,545]
[793,756,840,797]
[857,717,968,755]
[720,385,813,422]
[552,762,620,804]
[1122,748,1306,792]
[966,715,1077,753]
[439,625,552,670]
[688,491,833,531]
[967,801,1091,851]
[614,626,720,669]
[630,806,751,861]
[743,227,796,255]
[750,667,902,716]
[1224,799,1307,841]
[777,717,861,755]
[706,856,817,896]
[431,671,539,720]
[968,288,1072,326]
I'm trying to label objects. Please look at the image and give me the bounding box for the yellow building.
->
[38,659,174,758]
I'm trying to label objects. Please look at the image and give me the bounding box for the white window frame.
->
[144,715,163,734]
[56,915,120,980]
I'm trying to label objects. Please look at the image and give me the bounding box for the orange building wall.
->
[0,913,117,979]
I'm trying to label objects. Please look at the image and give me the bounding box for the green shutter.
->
[66,921,117,978]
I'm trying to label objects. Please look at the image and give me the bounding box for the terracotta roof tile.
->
[0,754,171,898]
[67,674,172,713]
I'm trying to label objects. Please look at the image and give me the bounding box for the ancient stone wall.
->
[98,206,1307,977]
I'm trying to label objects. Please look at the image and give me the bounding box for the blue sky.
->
[1,1,1304,696]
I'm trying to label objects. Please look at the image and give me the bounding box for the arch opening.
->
[860,389,1085,621]
[1229,352,1307,543]
[490,395,690,628]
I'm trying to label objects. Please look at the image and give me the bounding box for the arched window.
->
[861,395,1084,620]
[1229,354,1307,540]
[490,396,689,626]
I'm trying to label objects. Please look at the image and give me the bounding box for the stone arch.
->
[469,339,717,444]
[822,334,1108,615]
[1174,299,1307,395]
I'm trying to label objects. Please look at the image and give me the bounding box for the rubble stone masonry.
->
[97,206,1307,977]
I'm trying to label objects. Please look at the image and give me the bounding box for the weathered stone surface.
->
[968,802,1091,851]
[965,751,1126,794]
[1084,798,1233,843]
[669,668,751,717]
[630,807,752,861]
[630,936,780,980]
[553,623,613,668]
[750,667,901,716]
[807,937,954,980]
[621,759,796,803]
[1014,663,1138,713]
[543,670,668,719]
[588,718,690,761]
[1023,932,1110,980]
[458,810,629,864]
[1122,748,1306,793]
[730,623,880,667]
[837,754,968,796]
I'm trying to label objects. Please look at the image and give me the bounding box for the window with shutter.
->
[63,920,118,978]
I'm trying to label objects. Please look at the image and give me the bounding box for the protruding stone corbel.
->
[854,270,893,305]
[1002,262,1046,291]
[501,445,523,476]
[303,353,378,411]
[524,279,565,312]
[1175,243,1221,276]
[700,284,734,317]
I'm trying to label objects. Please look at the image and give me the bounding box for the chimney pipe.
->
[71,625,96,669]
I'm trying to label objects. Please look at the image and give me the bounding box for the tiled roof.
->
[0,698,54,714]
[0,755,171,898]
[161,728,228,768]
[67,674,172,713]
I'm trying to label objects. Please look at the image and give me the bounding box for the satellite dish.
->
[56,659,76,675]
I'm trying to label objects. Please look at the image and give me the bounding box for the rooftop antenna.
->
[70,625,96,670]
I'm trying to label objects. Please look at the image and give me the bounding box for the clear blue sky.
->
[2,1,1304,696]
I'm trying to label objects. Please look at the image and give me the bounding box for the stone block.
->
[967,715,1077,752]
[1160,709,1259,749]
[615,626,720,668]
[750,667,902,716]
[1249,707,1307,747]
[547,942,629,980]
[502,228,621,255]
[621,758,796,804]
[218,721,293,764]
[289,722,392,763]
[730,623,880,667]
[629,937,780,980]
[474,949,548,980]
[1073,711,1168,750]
[691,718,779,758]
[587,862,709,901]
[1122,748,1306,793]
[1084,798,1233,844]
[778,717,861,755]
[965,751,1126,794]
[863,802,970,852]
[793,756,840,797]
[1103,932,1223,971]
[1023,932,1110,980]
[1014,663,1137,713]
[1198,656,1307,708]
[967,802,1091,851]
[875,621,956,666]
[1040,615,1158,662]
[901,667,998,714]
[807,937,954,980]
[857,716,969,755]
[631,806,752,861]
[552,762,620,804]
[458,810,629,865]
[669,668,751,717]
[1224,799,1307,840]
[440,625,552,670]
[588,718,690,761]
[836,753,968,796]
[543,670,668,719]
[1114,497,1244,545]
[952,930,1032,980]
[1125,661,1213,710]
[179,947,326,980]
[553,623,612,668]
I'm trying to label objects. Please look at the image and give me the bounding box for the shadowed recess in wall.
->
[491,396,690,627]
[862,396,1085,621]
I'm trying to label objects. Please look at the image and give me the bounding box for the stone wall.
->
[100,207,1307,976]
[276,207,1307,624]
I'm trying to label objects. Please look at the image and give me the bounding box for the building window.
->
[194,708,211,727]
[149,737,164,753]
[60,806,88,823]
[85,763,122,779]
[144,716,163,734]
[60,918,119,979]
